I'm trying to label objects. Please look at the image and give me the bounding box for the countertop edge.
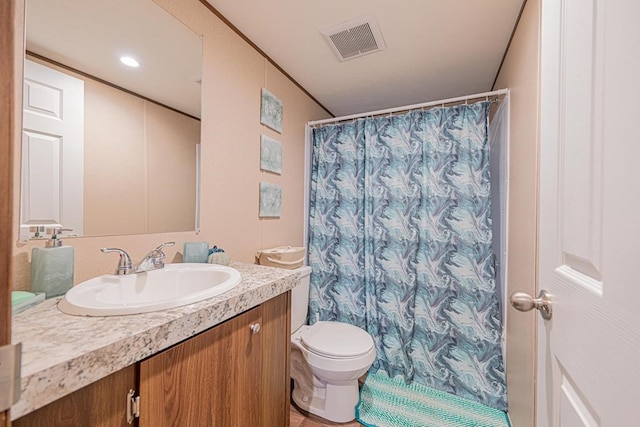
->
[11,262,299,420]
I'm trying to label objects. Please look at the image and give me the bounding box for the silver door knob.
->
[250,323,261,334]
[510,290,552,320]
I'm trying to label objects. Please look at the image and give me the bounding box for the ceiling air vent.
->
[321,14,386,61]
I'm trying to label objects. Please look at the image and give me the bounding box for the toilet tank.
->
[291,266,312,332]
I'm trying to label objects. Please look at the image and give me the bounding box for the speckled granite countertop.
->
[10,262,299,420]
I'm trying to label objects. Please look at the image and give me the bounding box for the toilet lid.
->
[301,321,374,358]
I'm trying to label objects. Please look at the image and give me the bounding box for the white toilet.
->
[290,266,376,423]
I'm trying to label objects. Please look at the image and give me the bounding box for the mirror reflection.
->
[21,0,203,239]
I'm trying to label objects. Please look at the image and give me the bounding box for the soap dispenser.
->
[30,228,74,298]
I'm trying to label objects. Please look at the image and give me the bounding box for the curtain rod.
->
[308,88,509,127]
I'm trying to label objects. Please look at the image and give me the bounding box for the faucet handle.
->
[153,241,175,252]
[146,242,175,269]
[151,242,175,260]
[101,248,133,275]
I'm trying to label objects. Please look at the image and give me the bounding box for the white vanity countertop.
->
[10,262,300,420]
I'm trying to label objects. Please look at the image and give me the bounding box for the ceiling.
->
[205,0,525,117]
[26,0,202,118]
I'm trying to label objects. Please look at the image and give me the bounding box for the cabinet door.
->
[261,291,291,426]
[139,306,263,427]
[13,364,137,427]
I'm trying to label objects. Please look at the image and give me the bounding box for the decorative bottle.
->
[30,228,74,298]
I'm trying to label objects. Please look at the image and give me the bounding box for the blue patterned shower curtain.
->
[307,102,507,411]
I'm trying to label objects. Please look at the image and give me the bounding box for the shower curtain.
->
[307,102,507,411]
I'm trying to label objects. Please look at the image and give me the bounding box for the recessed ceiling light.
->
[120,56,140,67]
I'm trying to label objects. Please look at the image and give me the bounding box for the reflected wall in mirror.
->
[21,0,203,239]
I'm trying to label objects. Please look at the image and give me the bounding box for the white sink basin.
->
[58,263,242,316]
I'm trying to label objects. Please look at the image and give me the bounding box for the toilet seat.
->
[300,321,374,359]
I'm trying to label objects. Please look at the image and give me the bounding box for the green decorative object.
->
[30,228,74,299]
[12,291,45,315]
[183,241,210,263]
[12,291,36,306]
[207,252,230,266]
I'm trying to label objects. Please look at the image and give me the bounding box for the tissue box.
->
[255,246,305,269]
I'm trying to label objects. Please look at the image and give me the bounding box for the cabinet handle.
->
[126,389,140,424]
[250,323,261,334]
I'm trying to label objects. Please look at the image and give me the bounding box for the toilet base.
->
[292,380,360,423]
[289,322,375,424]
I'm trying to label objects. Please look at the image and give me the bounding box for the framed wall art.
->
[259,182,282,217]
[260,88,283,133]
[260,135,282,174]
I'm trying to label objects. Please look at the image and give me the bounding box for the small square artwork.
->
[260,88,283,133]
[260,135,282,174]
[259,182,282,218]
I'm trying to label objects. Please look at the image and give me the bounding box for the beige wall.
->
[82,77,148,235]
[493,0,540,425]
[85,95,201,235]
[146,101,200,234]
[12,0,330,290]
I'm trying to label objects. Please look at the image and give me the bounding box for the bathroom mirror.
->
[20,0,202,239]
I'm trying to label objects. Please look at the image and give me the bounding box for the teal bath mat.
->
[356,371,510,427]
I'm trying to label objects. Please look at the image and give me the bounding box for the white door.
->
[21,59,84,238]
[536,0,640,425]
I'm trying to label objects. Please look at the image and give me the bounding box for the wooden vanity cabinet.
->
[13,365,137,427]
[13,292,291,427]
[139,291,291,426]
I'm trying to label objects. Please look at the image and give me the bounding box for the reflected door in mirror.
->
[21,60,84,239]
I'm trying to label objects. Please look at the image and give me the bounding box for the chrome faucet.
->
[136,242,175,272]
[101,242,175,275]
[100,248,133,275]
